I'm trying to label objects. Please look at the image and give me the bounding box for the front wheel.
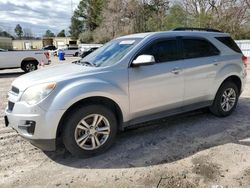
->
[22,61,38,72]
[209,81,239,117]
[62,105,118,157]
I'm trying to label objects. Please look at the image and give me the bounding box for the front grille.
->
[11,86,19,94]
[8,101,15,111]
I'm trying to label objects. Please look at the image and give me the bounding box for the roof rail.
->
[173,27,222,33]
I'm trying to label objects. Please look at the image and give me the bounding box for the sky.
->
[0,0,80,37]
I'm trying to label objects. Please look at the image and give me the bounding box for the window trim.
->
[129,37,182,67]
[179,36,221,60]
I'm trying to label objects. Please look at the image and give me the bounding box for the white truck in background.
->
[0,50,50,72]
[79,44,103,53]
[54,46,80,57]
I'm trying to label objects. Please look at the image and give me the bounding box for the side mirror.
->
[132,55,155,67]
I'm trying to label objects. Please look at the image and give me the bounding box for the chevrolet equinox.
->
[4,28,248,157]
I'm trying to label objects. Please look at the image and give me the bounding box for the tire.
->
[22,61,38,73]
[209,81,239,117]
[62,105,118,157]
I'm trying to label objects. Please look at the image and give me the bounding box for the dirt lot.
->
[0,57,250,188]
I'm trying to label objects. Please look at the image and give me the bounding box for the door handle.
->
[171,68,181,74]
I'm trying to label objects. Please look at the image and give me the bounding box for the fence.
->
[235,40,250,57]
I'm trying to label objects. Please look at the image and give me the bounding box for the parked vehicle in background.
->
[79,44,103,54]
[5,28,247,157]
[55,46,79,57]
[0,50,50,72]
[42,45,57,51]
[81,47,99,58]
[0,48,7,52]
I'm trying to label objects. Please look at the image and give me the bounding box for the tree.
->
[14,24,23,39]
[181,0,250,38]
[69,0,104,39]
[57,30,66,37]
[0,29,14,39]
[43,30,55,37]
[79,31,93,43]
[162,4,187,30]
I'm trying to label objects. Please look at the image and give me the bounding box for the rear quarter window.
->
[182,38,220,59]
[215,37,242,53]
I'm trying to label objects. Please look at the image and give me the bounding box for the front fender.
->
[40,78,130,121]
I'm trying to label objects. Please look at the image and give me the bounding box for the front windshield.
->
[80,38,141,67]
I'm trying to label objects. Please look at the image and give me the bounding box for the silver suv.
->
[4,28,248,157]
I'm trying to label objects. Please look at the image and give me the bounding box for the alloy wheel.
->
[74,114,110,150]
[221,88,236,112]
[26,63,36,72]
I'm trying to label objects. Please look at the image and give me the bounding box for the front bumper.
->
[27,138,56,151]
[5,101,65,151]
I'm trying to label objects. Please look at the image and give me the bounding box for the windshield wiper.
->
[73,60,96,67]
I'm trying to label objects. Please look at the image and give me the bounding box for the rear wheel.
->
[209,81,239,117]
[62,105,117,157]
[22,61,38,72]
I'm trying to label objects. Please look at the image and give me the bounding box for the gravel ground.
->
[0,57,250,188]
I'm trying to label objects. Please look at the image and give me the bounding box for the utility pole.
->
[71,0,73,17]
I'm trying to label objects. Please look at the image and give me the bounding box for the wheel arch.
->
[21,57,39,67]
[56,96,124,139]
[218,75,242,94]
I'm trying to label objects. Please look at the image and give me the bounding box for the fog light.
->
[18,121,36,135]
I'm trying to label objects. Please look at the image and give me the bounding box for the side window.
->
[182,39,220,59]
[139,39,180,63]
[215,37,242,53]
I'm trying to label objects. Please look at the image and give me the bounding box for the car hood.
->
[12,63,97,91]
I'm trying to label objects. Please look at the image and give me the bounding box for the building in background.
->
[12,39,43,50]
[12,37,79,50]
[53,37,78,49]
[0,37,12,50]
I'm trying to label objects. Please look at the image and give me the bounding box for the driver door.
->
[128,38,185,120]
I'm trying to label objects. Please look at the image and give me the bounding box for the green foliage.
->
[70,0,250,42]
[69,16,84,39]
[0,29,14,39]
[69,0,104,39]
[57,30,66,37]
[44,30,55,37]
[14,24,23,39]
[163,4,188,30]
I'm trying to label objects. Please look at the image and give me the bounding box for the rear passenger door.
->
[180,37,221,106]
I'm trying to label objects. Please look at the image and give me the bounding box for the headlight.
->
[21,82,56,105]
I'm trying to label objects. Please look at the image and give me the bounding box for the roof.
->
[118,30,229,40]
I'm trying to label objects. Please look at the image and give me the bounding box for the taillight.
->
[44,52,50,59]
[242,55,248,68]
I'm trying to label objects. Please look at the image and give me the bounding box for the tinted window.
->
[139,39,180,62]
[215,37,242,53]
[182,38,220,59]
